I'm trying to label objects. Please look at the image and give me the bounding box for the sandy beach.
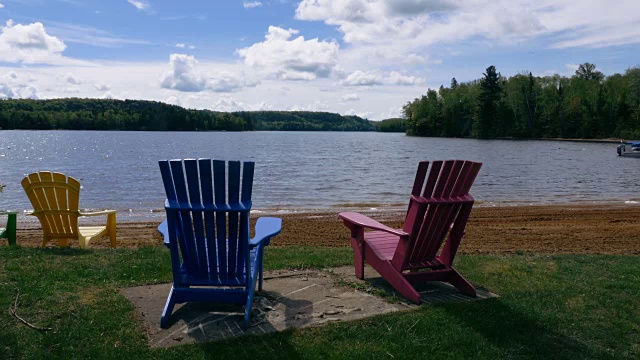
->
[8,204,640,255]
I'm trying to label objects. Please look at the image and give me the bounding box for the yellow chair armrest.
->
[79,210,117,217]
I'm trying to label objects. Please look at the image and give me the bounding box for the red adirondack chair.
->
[339,160,482,303]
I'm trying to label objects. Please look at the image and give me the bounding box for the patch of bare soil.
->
[8,205,640,255]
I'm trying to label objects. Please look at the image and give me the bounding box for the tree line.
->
[403,63,640,139]
[0,98,376,132]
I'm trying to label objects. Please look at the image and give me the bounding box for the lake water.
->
[0,130,637,221]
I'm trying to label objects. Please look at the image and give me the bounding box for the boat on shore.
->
[617,141,640,157]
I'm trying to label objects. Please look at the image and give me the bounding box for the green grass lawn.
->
[1,246,638,359]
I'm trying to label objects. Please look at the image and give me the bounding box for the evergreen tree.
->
[474,66,502,138]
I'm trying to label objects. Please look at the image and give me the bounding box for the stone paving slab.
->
[121,265,497,348]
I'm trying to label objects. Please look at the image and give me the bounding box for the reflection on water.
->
[0,130,637,221]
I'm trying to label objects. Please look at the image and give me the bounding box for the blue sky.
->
[0,0,639,119]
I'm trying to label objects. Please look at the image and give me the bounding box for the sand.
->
[7,204,640,255]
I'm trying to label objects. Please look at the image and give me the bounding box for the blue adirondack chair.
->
[158,159,282,329]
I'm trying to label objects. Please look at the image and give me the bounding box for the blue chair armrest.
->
[158,219,170,248]
[250,217,282,247]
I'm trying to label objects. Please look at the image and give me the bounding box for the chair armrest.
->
[339,212,408,237]
[79,210,117,217]
[158,219,170,247]
[250,217,282,246]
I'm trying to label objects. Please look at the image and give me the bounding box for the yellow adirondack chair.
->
[21,172,117,248]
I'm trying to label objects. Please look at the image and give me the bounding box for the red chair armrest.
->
[339,212,408,237]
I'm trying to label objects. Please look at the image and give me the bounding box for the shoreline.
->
[5,203,640,255]
[7,200,640,224]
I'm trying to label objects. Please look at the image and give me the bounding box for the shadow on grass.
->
[442,299,613,359]
[198,329,304,360]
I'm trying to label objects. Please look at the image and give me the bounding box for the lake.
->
[0,130,637,221]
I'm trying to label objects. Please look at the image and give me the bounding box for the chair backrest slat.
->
[40,172,64,235]
[168,160,199,276]
[184,159,209,275]
[396,160,482,270]
[160,159,254,286]
[241,162,254,204]
[227,161,241,279]
[198,159,218,280]
[422,161,442,198]
[411,161,429,197]
[212,160,228,282]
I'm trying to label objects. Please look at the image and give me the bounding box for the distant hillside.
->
[374,118,406,133]
[0,98,375,132]
[233,111,375,131]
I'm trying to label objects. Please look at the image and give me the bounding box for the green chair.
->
[0,211,17,246]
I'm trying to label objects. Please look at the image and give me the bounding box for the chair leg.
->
[7,213,16,246]
[78,235,89,249]
[381,265,421,304]
[350,238,365,279]
[448,268,476,297]
[107,213,117,248]
[258,251,264,291]
[160,286,177,329]
[243,270,259,330]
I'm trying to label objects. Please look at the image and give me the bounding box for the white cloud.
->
[100,91,114,99]
[207,71,258,92]
[238,26,339,81]
[175,43,195,50]
[64,73,85,85]
[160,54,258,93]
[164,95,182,106]
[0,77,39,99]
[342,93,360,101]
[210,95,273,112]
[342,70,423,86]
[289,100,330,112]
[342,71,383,86]
[295,0,640,50]
[160,54,207,92]
[93,83,110,91]
[405,53,427,65]
[211,95,244,112]
[387,71,424,86]
[0,20,69,64]
[243,1,262,9]
[0,83,13,99]
[60,87,80,94]
[127,0,150,11]
[384,0,459,16]
[344,108,373,119]
[0,4,4,9]
[4,71,17,80]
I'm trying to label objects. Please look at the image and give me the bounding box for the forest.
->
[403,63,640,139]
[0,98,376,132]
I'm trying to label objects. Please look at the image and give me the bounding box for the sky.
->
[0,0,639,120]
